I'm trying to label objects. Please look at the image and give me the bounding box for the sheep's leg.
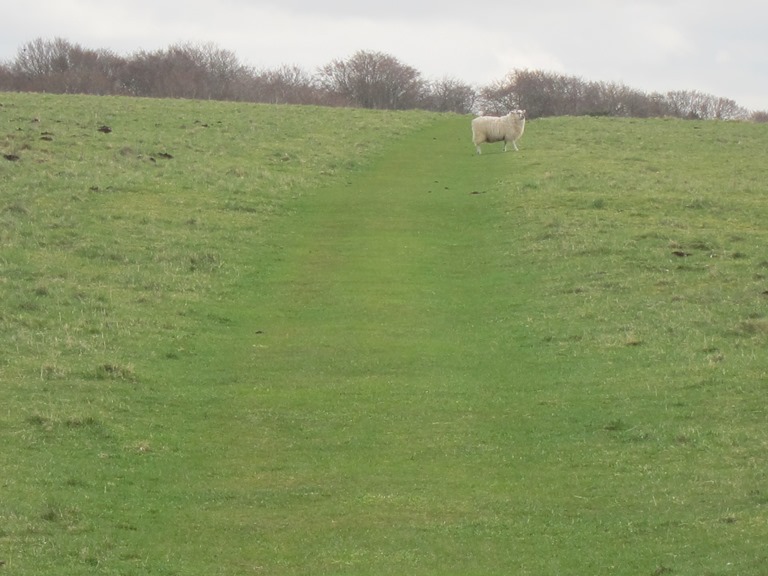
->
[475,145,482,155]
[512,140,519,151]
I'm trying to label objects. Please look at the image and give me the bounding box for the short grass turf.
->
[2,93,768,575]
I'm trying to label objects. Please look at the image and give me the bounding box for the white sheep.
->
[471,110,526,154]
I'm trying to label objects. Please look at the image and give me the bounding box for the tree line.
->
[1,37,764,121]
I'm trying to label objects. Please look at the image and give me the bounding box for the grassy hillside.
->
[2,93,768,575]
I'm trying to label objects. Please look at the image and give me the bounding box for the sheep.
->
[471,110,526,154]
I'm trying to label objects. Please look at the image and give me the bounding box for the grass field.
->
[2,92,768,575]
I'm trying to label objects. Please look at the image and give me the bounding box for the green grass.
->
[2,93,768,575]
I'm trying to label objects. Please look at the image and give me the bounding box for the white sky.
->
[2,0,767,110]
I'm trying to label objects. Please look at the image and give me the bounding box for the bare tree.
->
[248,64,322,105]
[0,61,13,90]
[476,74,522,116]
[711,96,748,120]
[426,77,476,113]
[665,90,707,119]
[117,42,247,100]
[663,90,747,120]
[318,50,426,110]
[479,69,693,119]
[178,42,245,100]
[10,37,124,94]
[13,37,73,78]
[1,36,757,120]
[510,69,559,117]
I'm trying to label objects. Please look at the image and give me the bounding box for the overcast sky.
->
[3,0,767,110]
